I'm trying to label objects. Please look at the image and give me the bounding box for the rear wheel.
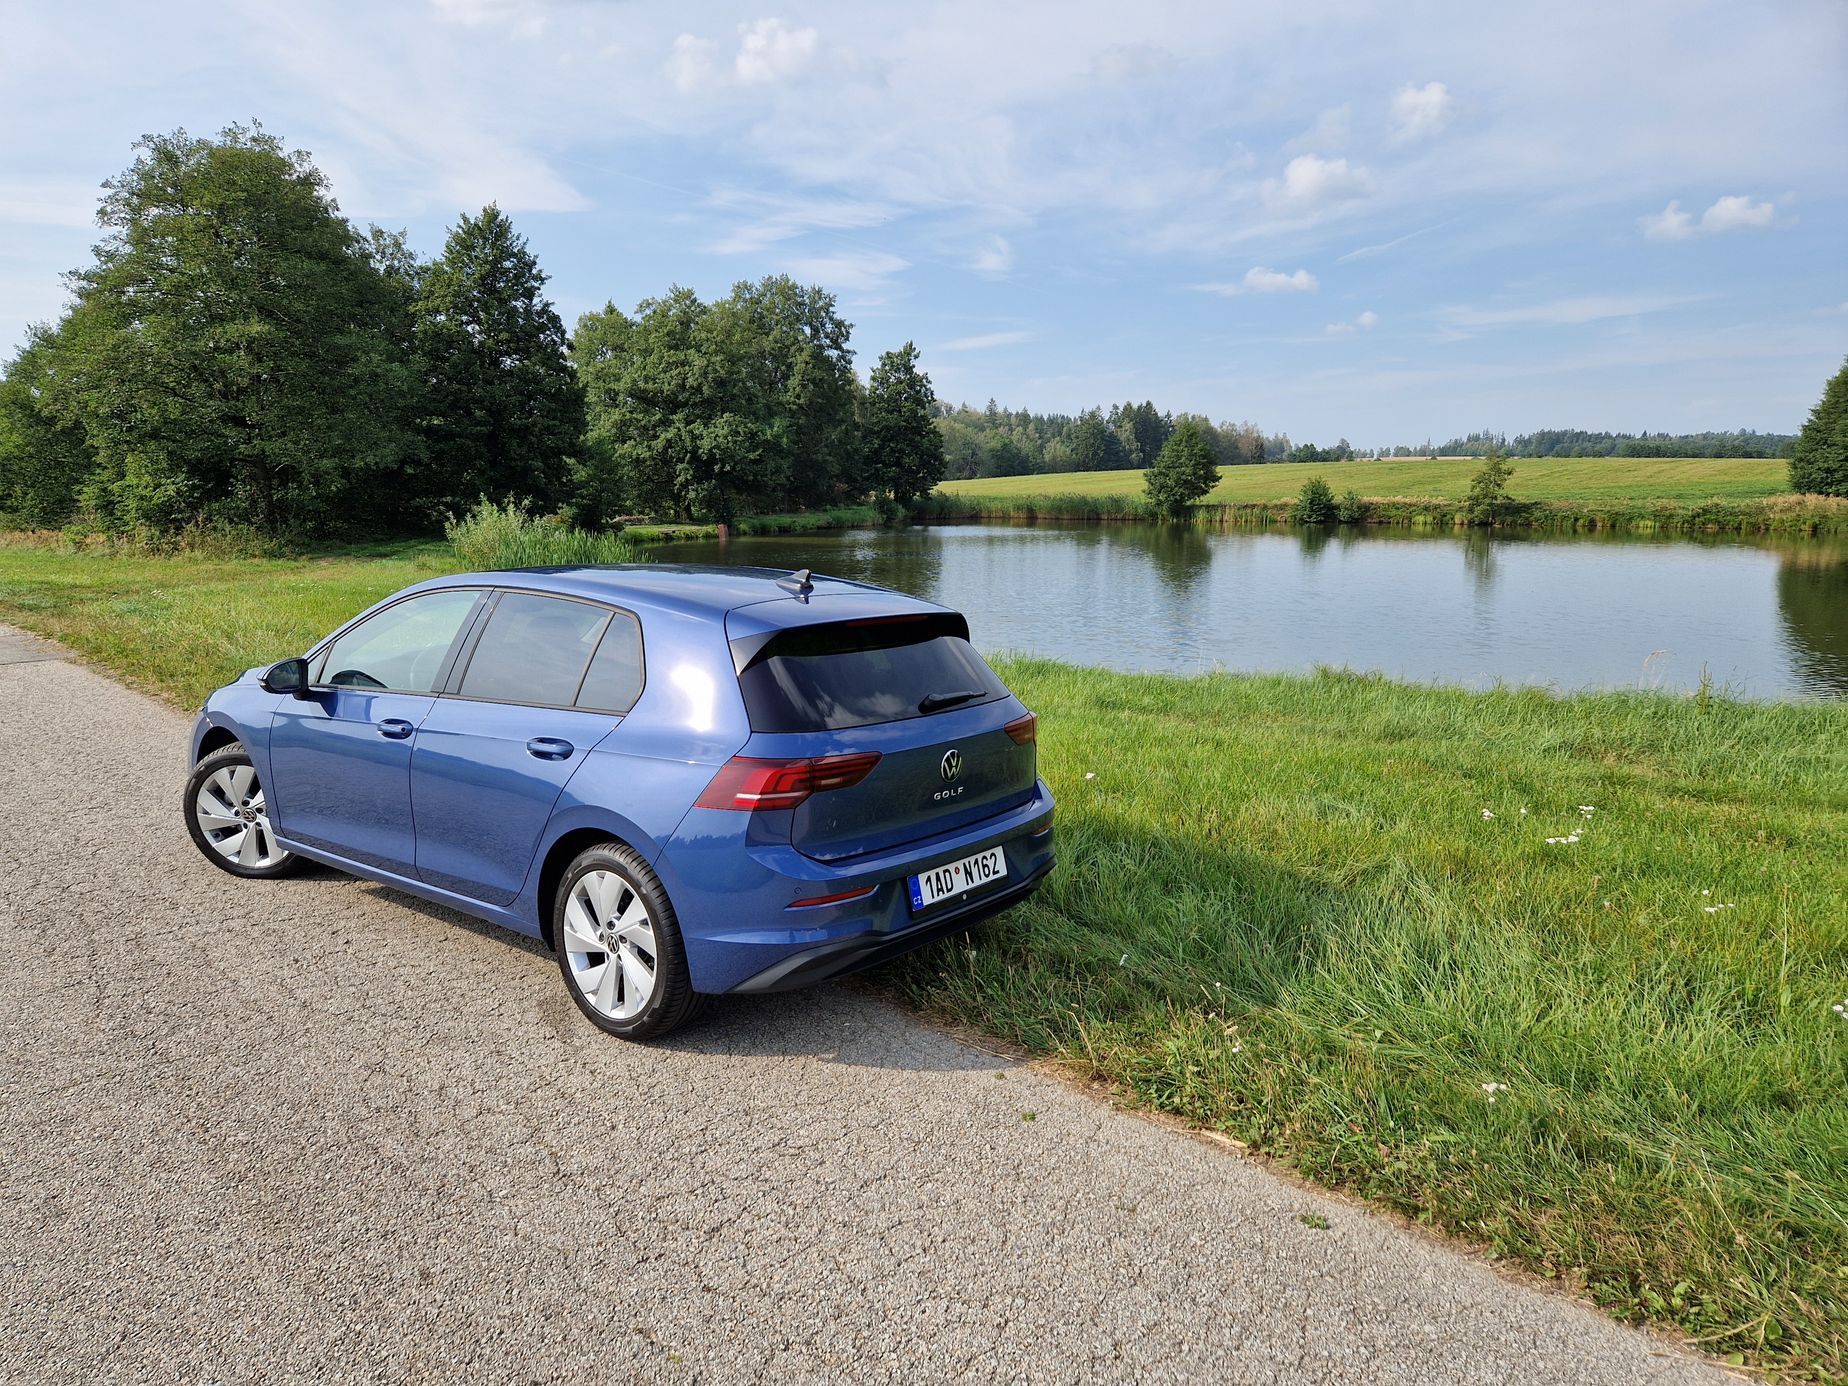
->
[554,842,704,1040]
[184,746,301,878]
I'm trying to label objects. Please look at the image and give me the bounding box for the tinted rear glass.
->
[735,615,1006,732]
[460,593,609,707]
[575,612,645,713]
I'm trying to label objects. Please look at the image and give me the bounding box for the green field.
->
[2,533,1844,1376]
[939,455,1791,504]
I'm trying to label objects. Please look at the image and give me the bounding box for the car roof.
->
[411,563,951,628]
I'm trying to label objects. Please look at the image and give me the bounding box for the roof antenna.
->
[777,568,814,602]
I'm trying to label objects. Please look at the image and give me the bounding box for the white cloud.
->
[666,34,719,93]
[1261,154,1375,216]
[971,235,1013,275]
[1325,309,1380,335]
[779,249,909,292]
[1699,193,1774,232]
[1090,43,1169,81]
[1285,104,1351,155]
[1639,200,1694,240]
[1389,81,1452,142]
[427,0,545,36]
[936,330,1030,352]
[704,191,892,254]
[1197,266,1320,296]
[1641,193,1775,240]
[734,18,818,85]
[1443,294,1700,328]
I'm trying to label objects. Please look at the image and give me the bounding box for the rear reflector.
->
[1004,712,1038,745]
[694,752,882,812]
[787,885,877,910]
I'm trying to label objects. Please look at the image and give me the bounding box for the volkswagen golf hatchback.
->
[183,565,1055,1038]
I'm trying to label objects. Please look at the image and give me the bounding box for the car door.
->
[410,591,645,906]
[268,588,485,874]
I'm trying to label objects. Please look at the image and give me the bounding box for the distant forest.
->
[935,400,1797,480]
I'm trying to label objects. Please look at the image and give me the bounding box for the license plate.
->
[908,847,1008,912]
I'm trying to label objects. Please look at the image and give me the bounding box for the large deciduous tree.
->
[48,124,414,535]
[413,205,585,515]
[1144,418,1220,516]
[0,323,96,527]
[1789,358,1848,498]
[860,342,943,505]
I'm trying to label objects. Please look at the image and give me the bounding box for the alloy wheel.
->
[560,869,659,1021]
[193,764,289,869]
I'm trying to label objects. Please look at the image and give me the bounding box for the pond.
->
[647,522,1848,701]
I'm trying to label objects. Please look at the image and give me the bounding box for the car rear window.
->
[460,593,609,707]
[733,614,1006,732]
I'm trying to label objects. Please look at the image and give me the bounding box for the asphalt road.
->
[0,627,1731,1385]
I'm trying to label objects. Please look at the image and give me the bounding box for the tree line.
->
[0,124,945,538]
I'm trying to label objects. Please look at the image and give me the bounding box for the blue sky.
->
[3,0,1844,444]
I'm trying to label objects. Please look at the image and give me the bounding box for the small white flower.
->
[1084,772,1096,781]
[1578,805,1596,814]
[1519,808,1528,816]
[1544,833,1581,845]
[1481,1081,1508,1103]
[1118,953,1128,967]
[1229,1043,1243,1054]
[1481,809,1496,819]
[1831,1001,1845,1017]
[1701,903,1736,914]
[1700,889,1711,897]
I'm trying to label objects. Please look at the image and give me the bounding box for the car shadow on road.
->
[341,874,1004,1074]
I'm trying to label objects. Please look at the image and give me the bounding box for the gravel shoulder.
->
[0,632,1732,1385]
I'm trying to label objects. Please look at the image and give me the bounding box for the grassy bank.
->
[918,489,1848,537]
[890,661,1848,1378]
[622,504,888,545]
[928,455,1848,537]
[2,535,1844,1375]
[940,455,1793,504]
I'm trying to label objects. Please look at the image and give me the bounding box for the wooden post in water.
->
[716,523,730,544]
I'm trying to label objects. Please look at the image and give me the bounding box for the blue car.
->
[183,565,1055,1038]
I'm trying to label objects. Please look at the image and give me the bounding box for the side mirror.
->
[260,657,312,698]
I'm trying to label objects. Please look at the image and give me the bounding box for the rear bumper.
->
[729,858,1053,993]
[656,778,1054,993]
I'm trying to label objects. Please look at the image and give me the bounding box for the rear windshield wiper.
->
[918,689,985,714]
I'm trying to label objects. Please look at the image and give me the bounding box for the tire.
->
[183,745,302,879]
[553,841,706,1040]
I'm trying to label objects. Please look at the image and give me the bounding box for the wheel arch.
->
[196,724,242,761]
[535,826,647,950]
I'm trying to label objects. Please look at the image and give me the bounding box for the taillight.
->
[694,752,882,811]
[1004,712,1037,745]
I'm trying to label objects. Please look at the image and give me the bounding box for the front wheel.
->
[554,843,705,1040]
[184,746,301,878]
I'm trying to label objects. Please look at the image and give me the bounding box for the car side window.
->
[459,593,610,707]
[574,612,645,713]
[316,589,481,693]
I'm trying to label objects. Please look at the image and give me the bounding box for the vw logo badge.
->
[940,748,962,783]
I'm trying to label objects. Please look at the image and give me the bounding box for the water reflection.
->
[655,522,1848,700]
[1775,548,1848,696]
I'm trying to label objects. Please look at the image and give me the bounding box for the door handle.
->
[526,737,575,761]
[377,718,416,740]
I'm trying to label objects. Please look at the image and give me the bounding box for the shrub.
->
[446,499,638,570]
[1789,357,1848,497]
[1291,475,1336,524]
[1335,488,1366,524]
[1144,420,1221,516]
[1464,450,1517,525]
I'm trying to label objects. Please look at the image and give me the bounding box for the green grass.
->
[2,533,1844,1375]
[939,455,1793,504]
[889,660,1848,1378]
[0,536,450,705]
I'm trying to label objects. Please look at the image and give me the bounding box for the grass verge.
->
[2,535,1843,1375]
[939,455,1794,505]
[917,489,1848,537]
